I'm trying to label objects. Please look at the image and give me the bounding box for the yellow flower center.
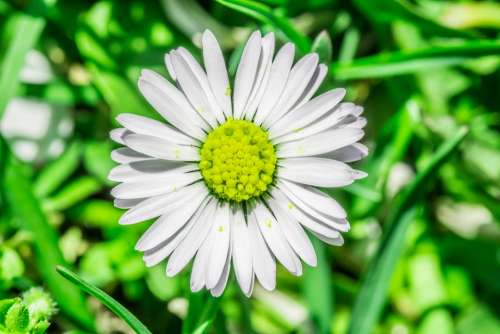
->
[199,118,277,202]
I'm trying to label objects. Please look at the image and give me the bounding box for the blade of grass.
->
[42,175,102,212]
[183,291,220,334]
[348,127,469,334]
[215,0,311,53]
[33,141,82,198]
[0,13,45,119]
[302,238,333,334]
[331,39,500,79]
[0,138,95,331]
[56,266,152,334]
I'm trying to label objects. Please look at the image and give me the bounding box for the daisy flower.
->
[109,30,367,297]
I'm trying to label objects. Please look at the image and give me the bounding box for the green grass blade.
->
[56,266,152,334]
[331,39,500,79]
[33,141,82,198]
[0,13,45,119]
[303,238,333,334]
[43,176,102,212]
[215,0,311,53]
[348,127,469,334]
[183,292,220,334]
[0,139,95,331]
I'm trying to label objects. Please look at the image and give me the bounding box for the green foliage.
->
[0,0,499,333]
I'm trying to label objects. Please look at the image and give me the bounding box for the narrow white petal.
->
[273,102,355,144]
[344,116,367,129]
[262,53,319,128]
[254,43,295,125]
[321,143,369,162]
[169,51,218,128]
[313,232,344,246]
[114,198,143,209]
[248,213,276,291]
[269,88,345,139]
[253,202,299,275]
[164,53,176,80]
[116,113,199,145]
[277,128,364,159]
[271,201,317,266]
[243,32,275,120]
[167,199,217,277]
[176,47,225,123]
[210,245,232,297]
[231,209,253,295]
[123,133,199,161]
[202,29,232,118]
[119,182,206,225]
[111,148,151,164]
[233,31,262,119]
[138,70,207,139]
[279,157,365,187]
[191,223,215,292]
[110,128,129,145]
[111,171,202,199]
[290,63,328,111]
[279,179,346,219]
[277,181,349,232]
[135,189,208,251]
[270,189,341,239]
[206,203,231,289]
[108,160,197,183]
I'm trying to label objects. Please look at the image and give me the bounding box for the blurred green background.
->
[1,0,499,333]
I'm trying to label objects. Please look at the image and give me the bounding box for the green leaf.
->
[0,247,25,282]
[193,320,214,334]
[215,0,311,53]
[33,141,82,198]
[83,140,115,186]
[43,176,102,212]
[183,292,219,334]
[312,30,333,63]
[5,302,30,332]
[0,13,45,119]
[56,266,152,334]
[348,127,469,334]
[331,40,500,79]
[0,299,18,326]
[302,238,333,334]
[0,138,95,331]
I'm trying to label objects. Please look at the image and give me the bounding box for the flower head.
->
[109,30,367,297]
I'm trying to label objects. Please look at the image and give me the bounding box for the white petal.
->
[138,70,207,139]
[123,133,199,161]
[167,199,217,277]
[110,128,129,145]
[277,128,364,158]
[269,88,345,139]
[164,53,176,80]
[231,209,253,295]
[270,189,341,239]
[270,201,317,266]
[243,32,275,120]
[108,160,197,183]
[116,113,199,145]
[176,47,225,123]
[119,182,206,225]
[233,31,262,119]
[206,203,231,289]
[210,245,232,297]
[254,43,295,125]
[135,188,208,251]
[248,213,276,291]
[277,181,349,232]
[253,202,299,275]
[279,179,346,219]
[273,102,355,144]
[202,29,232,118]
[190,223,215,292]
[321,143,368,162]
[279,157,365,187]
[313,232,344,246]
[114,198,143,209]
[111,148,151,164]
[262,53,319,128]
[169,51,218,128]
[290,63,328,111]
[111,171,202,199]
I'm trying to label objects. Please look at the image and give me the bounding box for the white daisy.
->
[109,30,367,297]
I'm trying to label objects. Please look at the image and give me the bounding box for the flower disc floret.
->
[199,119,277,202]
